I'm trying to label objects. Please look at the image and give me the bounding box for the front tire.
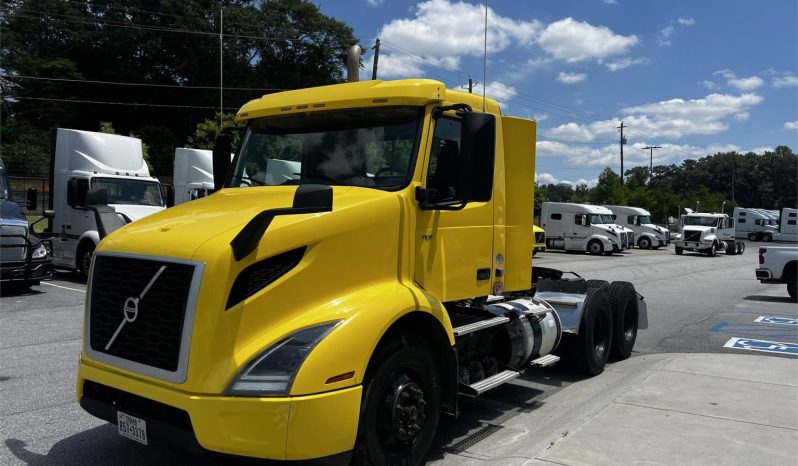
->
[77,242,96,281]
[587,240,604,255]
[707,243,717,257]
[638,237,651,250]
[763,233,773,242]
[353,336,440,466]
[675,245,683,255]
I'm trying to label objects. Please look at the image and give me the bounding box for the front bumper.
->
[674,240,710,250]
[0,260,52,283]
[77,362,361,461]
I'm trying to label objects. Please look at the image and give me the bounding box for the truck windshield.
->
[684,216,720,227]
[639,215,652,224]
[91,178,164,206]
[229,106,422,190]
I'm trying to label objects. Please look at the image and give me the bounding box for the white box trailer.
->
[49,129,165,277]
[173,148,214,205]
[607,205,670,249]
[540,202,633,254]
[733,207,778,241]
[773,208,798,242]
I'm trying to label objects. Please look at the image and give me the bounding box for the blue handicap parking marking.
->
[754,316,798,326]
[724,337,798,356]
[709,322,798,340]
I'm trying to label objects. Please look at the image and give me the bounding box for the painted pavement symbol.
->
[754,316,798,326]
[723,337,798,356]
[709,322,798,340]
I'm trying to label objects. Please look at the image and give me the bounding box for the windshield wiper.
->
[231,175,266,186]
[292,173,349,186]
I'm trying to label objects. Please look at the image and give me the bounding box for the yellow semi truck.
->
[77,77,647,464]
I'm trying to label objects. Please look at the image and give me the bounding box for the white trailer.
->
[607,205,670,249]
[733,207,778,241]
[49,129,165,278]
[173,148,214,205]
[540,202,632,254]
[772,208,798,242]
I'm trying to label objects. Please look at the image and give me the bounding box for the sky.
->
[317,0,798,187]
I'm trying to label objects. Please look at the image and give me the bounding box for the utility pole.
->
[468,76,473,93]
[731,153,736,203]
[219,4,223,126]
[371,38,381,80]
[617,121,626,184]
[641,145,661,188]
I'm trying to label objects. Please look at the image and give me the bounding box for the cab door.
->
[414,116,494,301]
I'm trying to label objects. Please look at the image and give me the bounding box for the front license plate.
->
[117,411,148,445]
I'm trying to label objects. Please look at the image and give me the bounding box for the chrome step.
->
[453,316,509,337]
[530,354,560,368]
[460,370,520,397]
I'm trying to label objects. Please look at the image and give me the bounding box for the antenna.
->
[482,1,488,112]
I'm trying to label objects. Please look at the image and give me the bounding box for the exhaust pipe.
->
[346,45,362,82]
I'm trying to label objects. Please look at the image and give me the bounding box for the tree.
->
[187,112,240,150]
[588,168,625,205]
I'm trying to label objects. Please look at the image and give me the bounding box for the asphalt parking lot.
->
[1,241,796,465]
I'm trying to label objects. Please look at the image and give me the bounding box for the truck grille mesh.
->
[0,225,28,263]
[684,230,702,242]
[89,255,195,372]
[534,232,545,244]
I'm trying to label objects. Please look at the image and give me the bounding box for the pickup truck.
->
[756,246,798,301]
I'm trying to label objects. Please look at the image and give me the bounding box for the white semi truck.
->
[607,205,670,249]
[48,129,166,278]
[674,211,745,256]
[771,208,798,242]
[541,202,633,254]
[733,207,778,241]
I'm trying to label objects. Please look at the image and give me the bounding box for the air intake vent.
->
[226,247,306,309]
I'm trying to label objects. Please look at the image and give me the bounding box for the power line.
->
[2,75,286,92]
[5,95,240,110]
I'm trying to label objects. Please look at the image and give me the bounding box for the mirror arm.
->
[431,103,472,119]
[415,187,467,211]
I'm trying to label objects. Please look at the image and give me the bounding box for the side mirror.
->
[213,134,232,191]
[164,184,175,207]
[67,179,78,208]
[26,188,38,211]
[457,112,495,202]
[582,214,590,226]
[85,188,109,206]
[43,210,55,219]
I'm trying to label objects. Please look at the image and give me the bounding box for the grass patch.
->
[25,215,49,234]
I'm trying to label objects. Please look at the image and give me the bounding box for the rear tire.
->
[738,242,745,254]
[748,233,757,241]
[608,282,638,360]
[763,233,772,242]
[638,237,651,250]
[675,246,683,255]
[587,240,604,255]
[564,286,613,376]
[586,279,610,290]
[353,335,440,466]
[725,242,736,255]
[787,273,797,302]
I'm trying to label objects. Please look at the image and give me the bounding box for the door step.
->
[460,369,520,397]
[530,354,560,368]
[453,316,509,337]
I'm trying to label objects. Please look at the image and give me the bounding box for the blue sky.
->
[318,0,798,186]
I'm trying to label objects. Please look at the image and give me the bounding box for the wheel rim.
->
[589,242,601,254]
[377,372,427,454]
[640,238,649,249]
[622,301,637,342]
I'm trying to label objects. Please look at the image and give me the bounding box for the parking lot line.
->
[41,282,86,293]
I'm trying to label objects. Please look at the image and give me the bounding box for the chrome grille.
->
[0,224,28,263]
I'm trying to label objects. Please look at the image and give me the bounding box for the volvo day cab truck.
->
[0,157,53,289]
[540,202,632,254]
[607,205,669,249]
[48,129,166,278]
[674,211,744,256]
[533,224,545,255]
[772,208,798,242]
[76,78,648,464]
[733,207,778,241]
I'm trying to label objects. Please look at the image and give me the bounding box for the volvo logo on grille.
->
[105,266,167,350]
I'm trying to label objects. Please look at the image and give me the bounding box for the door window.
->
[427,117,461,200]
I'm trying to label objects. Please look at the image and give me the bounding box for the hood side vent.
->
[226,247,306,310]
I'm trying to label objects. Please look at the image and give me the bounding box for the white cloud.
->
[700,80,719,90]
[535,172,559,184]
[378,0,541,60]
[546,92,764,143]
[461,81,517,108]
[733,111,750,121]
[773,75,798,88]
[657,25,675,47]
[366,0,384,6]
[534,113,549,122]
[727,76,763,91]
[604,0,619,5]
[362,53,424,79]
[606,57,649,72]
[785,121,798,131]
[749,146,773,154]
[677,17,695,26]
[537,17,638,63]
[557,71,587,84]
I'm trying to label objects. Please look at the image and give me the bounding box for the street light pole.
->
[641,145,661,188]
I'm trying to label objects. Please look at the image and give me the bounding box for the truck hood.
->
[110,204,166,222]
[0,200,27,223]
[98,186,395,260]
[643,224,667,236]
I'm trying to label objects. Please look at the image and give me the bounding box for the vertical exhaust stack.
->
[346,45,362,83]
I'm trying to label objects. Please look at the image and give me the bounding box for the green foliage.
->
[187,113,240,150]
[0,116,50,176]
[99,121,115,134]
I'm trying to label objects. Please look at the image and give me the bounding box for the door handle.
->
[476,268,491,280]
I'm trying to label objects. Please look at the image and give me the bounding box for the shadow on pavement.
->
[0,284,44,298]
[743,294,794,303]
[49,270,87,286]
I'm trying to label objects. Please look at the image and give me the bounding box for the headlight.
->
[31,242,51,260]
[225,320,342,396]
